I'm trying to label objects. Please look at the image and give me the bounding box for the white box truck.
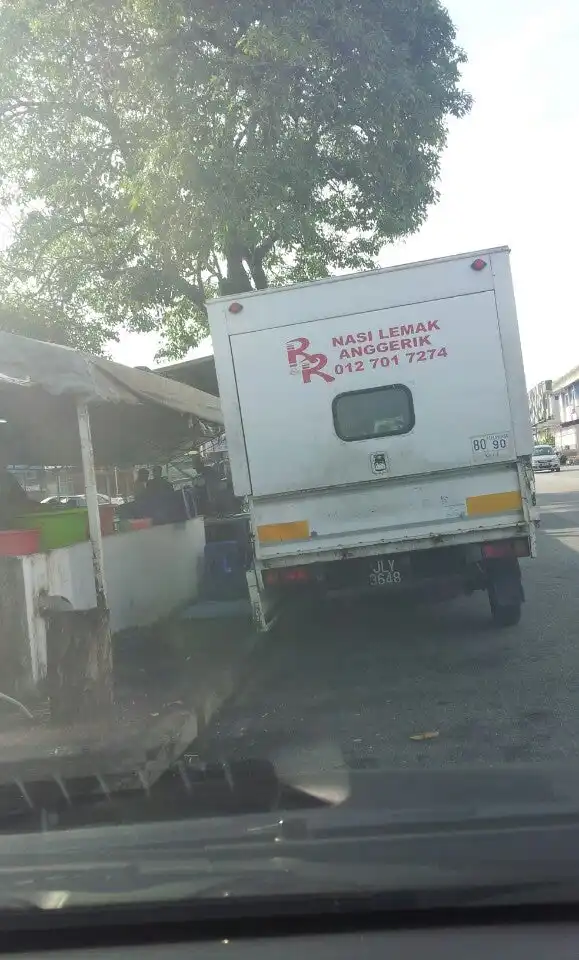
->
[207,247,538,631]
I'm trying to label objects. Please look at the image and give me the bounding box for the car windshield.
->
[0,0,576,929]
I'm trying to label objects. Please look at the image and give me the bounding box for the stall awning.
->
[0,333,223,467]
[0,332,222,421]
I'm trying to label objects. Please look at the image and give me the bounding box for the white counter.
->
[16,517,206,688]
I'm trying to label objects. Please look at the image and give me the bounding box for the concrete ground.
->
[2,469,576,828]
[198,467,579,771]
[0,610,257,796]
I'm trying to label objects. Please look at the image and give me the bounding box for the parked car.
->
[531,445,561,472]
[40,493,113,507]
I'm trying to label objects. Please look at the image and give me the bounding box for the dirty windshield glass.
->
[0,0,576,928]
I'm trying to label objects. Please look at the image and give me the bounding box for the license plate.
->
[369,558,403,587]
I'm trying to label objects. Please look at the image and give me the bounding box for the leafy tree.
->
[0,0,470,357]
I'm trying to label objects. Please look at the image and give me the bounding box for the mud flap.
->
[246,566,280,632]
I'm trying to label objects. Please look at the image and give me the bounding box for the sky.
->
[109,0,579,388]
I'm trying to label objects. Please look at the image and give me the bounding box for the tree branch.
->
[254,232,279,259]
[169,272,207,308]
[1,97,133,161]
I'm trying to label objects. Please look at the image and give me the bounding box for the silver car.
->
[531,444,561,472]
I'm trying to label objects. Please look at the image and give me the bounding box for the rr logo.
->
[286,337,335,384]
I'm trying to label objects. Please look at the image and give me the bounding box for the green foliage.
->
[0,0,470,357]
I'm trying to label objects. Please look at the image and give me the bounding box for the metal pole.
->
[76,401,107,609]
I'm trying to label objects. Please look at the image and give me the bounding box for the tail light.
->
[482,539,530,559]
[263,566,311,586]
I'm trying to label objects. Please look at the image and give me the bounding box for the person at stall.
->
[146,466,173,496]
[122,464,184,526]
[133,467,150,499]
[145,466,185,525]
[118,467,150,521]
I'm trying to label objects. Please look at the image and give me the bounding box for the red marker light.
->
[471,258,487,271]
[283,567,309,582]
[228,302,243,314]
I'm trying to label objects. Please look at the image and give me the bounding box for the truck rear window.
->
[332,384,415,442]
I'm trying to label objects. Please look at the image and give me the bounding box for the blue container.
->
[203,540,246,599]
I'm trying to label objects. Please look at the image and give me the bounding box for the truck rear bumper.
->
[247,535,532,632]
[260,534,531,593]
[258,521,536,571]
[249,533,533,631]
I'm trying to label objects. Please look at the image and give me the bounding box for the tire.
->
[487,558,523,628]
[556,466,561,472]
[490,599,522,627]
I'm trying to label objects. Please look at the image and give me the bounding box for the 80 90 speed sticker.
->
[471,432,511,462]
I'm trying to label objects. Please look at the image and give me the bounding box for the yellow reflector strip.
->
[257,520,310,544]
[466,491,522,517]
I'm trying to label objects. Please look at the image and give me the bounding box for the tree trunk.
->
[247,235,277,290]
[247,254,268,290]
[217,237,276,295]
[219,248,253,296]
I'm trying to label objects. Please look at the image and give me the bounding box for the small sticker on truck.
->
[471,432,511,462]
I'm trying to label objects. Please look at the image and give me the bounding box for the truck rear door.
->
[228,281,527,561]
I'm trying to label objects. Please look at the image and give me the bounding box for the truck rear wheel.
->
[486,557,524,629]
[489,597,522,627]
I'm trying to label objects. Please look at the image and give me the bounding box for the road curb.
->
[0,615,262,807]
[132,618,261,789]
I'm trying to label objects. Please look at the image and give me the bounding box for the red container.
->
[0,528,41,556]
[82,504,116,538]
[128,518,152,531]
[99,504,115,536]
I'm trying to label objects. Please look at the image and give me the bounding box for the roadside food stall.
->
[0,332,223,716]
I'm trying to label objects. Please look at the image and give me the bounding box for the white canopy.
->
[0,333,223,466]
[0,332,222,423]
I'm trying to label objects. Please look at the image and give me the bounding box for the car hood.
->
[2,760,579,917]
[4,759,579,855]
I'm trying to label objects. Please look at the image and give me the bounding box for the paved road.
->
[199,467,579,771]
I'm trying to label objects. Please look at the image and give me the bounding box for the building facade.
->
[552,366,579,453]
[528,379,558,443]
[528,367,579,454]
